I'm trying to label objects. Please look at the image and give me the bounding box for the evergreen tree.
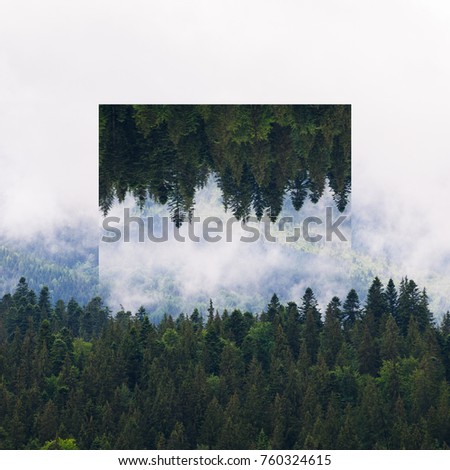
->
[300,288,321,327]
[320,297,343,368]
[380,314,403,361]
[342,289,361,330]
[267,294,281,323]
[398,278,421,334]
[386,279,399,322]
[38,286,52,322]
[365,277,388,327]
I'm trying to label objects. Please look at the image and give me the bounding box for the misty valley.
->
[1,104,450,451]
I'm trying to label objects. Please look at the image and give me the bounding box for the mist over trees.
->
[0,236,98,306]
[1,277,449,449]
[99,105,351,226]
[6,104,448,451]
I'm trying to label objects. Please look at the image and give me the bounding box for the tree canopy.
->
[1,276,449,449]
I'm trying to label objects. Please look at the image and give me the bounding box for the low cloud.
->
[100,182,354,316]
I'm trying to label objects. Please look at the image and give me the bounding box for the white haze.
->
[100,182,353,315]
[1,1,450,316]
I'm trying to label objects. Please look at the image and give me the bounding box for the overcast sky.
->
[1,1,450,313]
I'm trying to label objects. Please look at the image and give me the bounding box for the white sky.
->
[1,0,450,310]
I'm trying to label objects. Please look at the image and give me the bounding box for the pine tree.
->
[380,314,403,361]
[267,294,281,323]
[270,394,288,449]
[136,306,147,321]
[300,288,322,327]
[365,277,388,328]
[342,289,361,330]
[199,398,224,449]
[320,297,343,368]
[167,422,188,449]
[218,394,246,449]
[190,308,203,332]
[303,309,320,365]
[385,279,399,322]
[224,309,247,346]
[357,322,379,375]
[398,278,421,334]
[285,302,301,359]
[38,286,52,322]
[243,358,269,438]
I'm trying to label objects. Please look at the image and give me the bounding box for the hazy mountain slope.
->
[0,231,99,305]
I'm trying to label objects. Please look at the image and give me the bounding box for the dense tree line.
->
[0,245,98,306]
[1,277,450,449]
[99,105,351,225]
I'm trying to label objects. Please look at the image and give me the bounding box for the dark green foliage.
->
[99,105,351,223]
[320,297,343,368]
[366,277,388,325]
[398,278,433,334]
[342,289,361,330]
[0,277,449,449]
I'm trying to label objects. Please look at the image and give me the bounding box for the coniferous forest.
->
[1,277,450,450]
[99,105,351,225]
[3,105,448,452]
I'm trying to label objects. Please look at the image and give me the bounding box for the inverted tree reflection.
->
[100,105,351,226]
